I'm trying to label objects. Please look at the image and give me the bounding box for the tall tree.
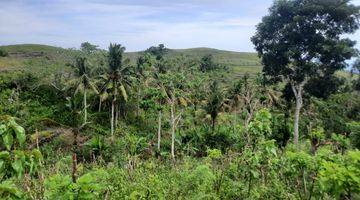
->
[145,44,169,60]
[80,42,99,54]
[68,56,98,124]
[103,43,132,138]
[135,53,153,117]
[252,0,359,145]
[159,71,188,161]
[200,54,218,72]
[205,81,224,132]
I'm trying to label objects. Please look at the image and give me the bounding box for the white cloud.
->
[0,0,359,52]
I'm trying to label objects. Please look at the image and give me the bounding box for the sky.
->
[1,0,360,52]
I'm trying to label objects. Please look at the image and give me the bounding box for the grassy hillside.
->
[0,44,76,75]
[167,48,262,77]
[0,44,262,78]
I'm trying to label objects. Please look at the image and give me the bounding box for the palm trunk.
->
[111,99,115,139]
[111,80,118,140]
[84,89,87,124]
[212,117,216,133]
[137,87,140,118]
[157,110,162,151]
[115,103,119,129]
[98,97,102,112]
[291,83,303,146]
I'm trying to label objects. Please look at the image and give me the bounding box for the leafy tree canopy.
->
[80,42,100,54]
[145,44,169,60]
[252,0,360,84]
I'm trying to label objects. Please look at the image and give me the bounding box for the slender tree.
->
[252,0,359,145]
[103,43,132,138]
[205,80,224,132]
[68,56,98,124]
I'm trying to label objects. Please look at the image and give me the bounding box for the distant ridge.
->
[0,44,262,77]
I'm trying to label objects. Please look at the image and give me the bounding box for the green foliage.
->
[0,116,42,200]
[206,149,222,160]
[319,150,360,198]
[145,44,168,60]
[348,121,360,149]
[200,54,219,72]
[45,169,109,200]
[0,179,23,199]
[248,109,272,141]
[205,81,224,131]
[0,8,360,198]
[0,49,8,57]
[252,0,359,84]
[80,42,99,54]
[0,116,25,150]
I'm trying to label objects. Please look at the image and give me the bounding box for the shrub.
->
[318,150,360,199]
[348,122,360,149]
[0,49,8,57]
[44,169,109,200]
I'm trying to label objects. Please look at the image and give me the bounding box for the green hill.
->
[0,44,76,74]
[0,44,262,77]
[166,48,262,77]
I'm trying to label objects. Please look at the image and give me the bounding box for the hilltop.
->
[0,44,262,77]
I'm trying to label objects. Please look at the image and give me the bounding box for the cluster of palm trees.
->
[56,42,279,161]
[59,43,132,138]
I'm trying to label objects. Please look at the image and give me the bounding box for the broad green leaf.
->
[3,133,13,151]
[12,124,25,148]
[31,149,43,160]
[0,160,4,172]
[0,124,6,135]
[0,151,10,160]
[12,159,24,177]
[119,85,128,101]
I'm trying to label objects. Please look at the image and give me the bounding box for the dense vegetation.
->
[0,0,360,199]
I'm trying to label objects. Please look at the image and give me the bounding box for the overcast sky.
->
[1,0,360,52]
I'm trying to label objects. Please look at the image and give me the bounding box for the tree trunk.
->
[294,97,302,145]
[115,103,119,128]
[84,89,87,124]
[157,110,162,151]
[136,87,140,118]
[98,97,102,112]
[212,117,216,133]
[111,100,115,139]
[111,80,118,140]
[291,83,303,146]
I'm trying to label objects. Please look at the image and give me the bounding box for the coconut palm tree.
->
[205,80,224,133]
[101,43,133,138]
[68,56,98,124]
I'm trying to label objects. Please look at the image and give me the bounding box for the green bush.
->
[44,169,109,200]
[348,122,360,149]
[0,49,8,57]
